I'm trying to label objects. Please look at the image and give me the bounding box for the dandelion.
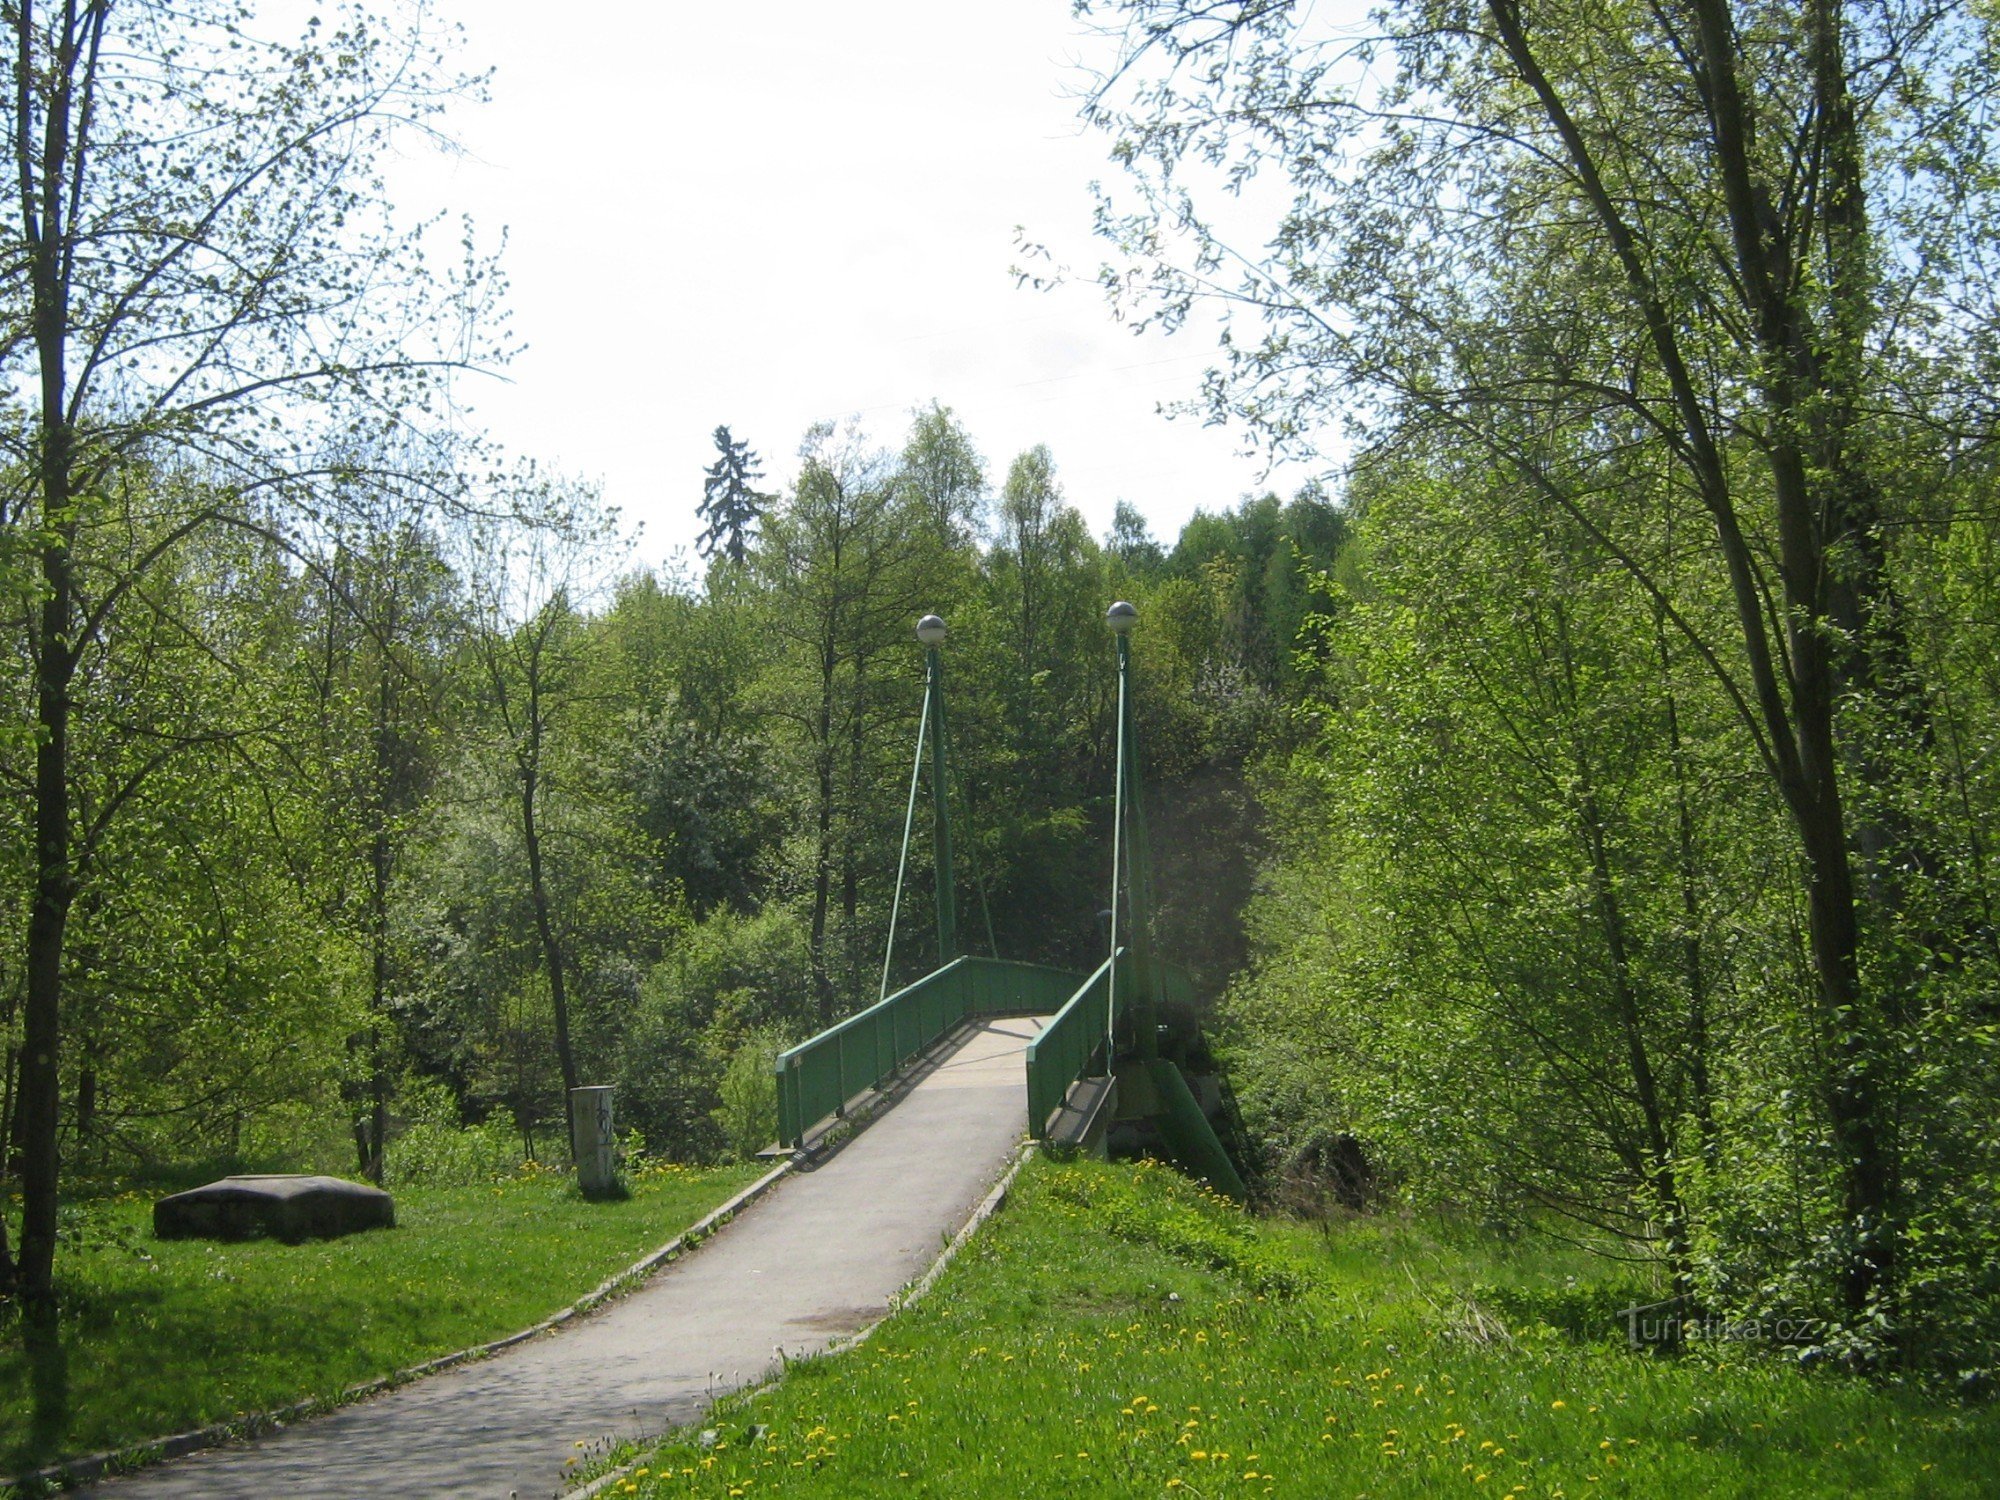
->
[1551,1401,1566,1410]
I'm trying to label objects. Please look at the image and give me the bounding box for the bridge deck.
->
[93,1016,1046,1500]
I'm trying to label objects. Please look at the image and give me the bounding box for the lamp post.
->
[917,614,959,964]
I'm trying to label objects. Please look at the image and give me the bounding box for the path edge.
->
[1,1158,797,1498]
[568,1139,1038,1500]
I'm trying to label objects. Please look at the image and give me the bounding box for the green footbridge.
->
[772,605,1248,1200]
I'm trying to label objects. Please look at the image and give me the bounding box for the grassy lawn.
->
[0,1159,762,1479]
[616,1156,2000,1499]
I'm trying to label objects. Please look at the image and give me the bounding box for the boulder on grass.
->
[153,1174,395,1243]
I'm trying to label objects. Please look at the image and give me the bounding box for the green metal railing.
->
[775,956,1081,1148]
[1022,949,1204,1141]
[1024,949,1129,1139]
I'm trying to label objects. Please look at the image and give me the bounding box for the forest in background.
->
[0,409,1341,1183]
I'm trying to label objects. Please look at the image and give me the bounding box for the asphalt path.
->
[90,1016,1045,1500]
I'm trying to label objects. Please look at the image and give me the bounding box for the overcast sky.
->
[396,0,1318,570]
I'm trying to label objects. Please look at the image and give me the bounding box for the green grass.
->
[0,1159,761,1478]
[615,1156,2000,1499]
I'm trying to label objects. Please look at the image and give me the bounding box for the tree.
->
[301,502,462,1182]
[1083,0,2000,1349]
[698,426,768,565]
[755,422,936,1019]
[976,446,1109,965]
[0,0,497,1300]
[1108,500,1165,575]
[462,486,626,1155]
[898,402,987,545]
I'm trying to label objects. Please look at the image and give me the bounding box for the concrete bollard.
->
[570,1085,618,1195]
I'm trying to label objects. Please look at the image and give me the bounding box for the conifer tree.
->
[698,426,769,564]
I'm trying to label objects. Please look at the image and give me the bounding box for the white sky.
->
[397,0,1319,567]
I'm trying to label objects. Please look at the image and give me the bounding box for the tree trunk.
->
[2,1044,18,1174]
[14,0,98,1308]
[74,1064,95,1144]
[1656,610,1718,1162]
[520,752,579,1151]
[361,798,393,1184]
[808,640,839,1025]
[1489,0,1907,1334]
[20,549,76,1303]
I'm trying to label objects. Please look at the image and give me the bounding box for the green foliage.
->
[713,1027,791,1160]
[617,908,813,1159]
[383,1080,525,1188]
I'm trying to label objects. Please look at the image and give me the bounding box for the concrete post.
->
[570,1085,617,1195]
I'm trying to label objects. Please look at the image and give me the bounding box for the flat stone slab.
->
[154,1175,394,1243]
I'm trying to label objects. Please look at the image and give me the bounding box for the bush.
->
[712,1026,789,1159]
[384,1077,525,1186]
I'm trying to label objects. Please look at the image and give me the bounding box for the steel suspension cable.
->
[879,688,931,1003]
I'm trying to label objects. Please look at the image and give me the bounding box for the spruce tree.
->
[698,426,768,564]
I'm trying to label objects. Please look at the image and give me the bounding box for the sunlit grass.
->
[0,1160,760,1477]
[619,1156,1998,1498]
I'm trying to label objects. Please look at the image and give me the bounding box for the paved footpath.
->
[92,1017,1045,1500]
